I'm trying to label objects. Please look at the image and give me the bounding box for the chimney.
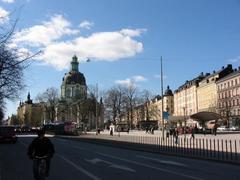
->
[222,66,224,69]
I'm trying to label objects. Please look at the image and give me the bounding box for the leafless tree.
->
[0,18,41,119]
[103,86,125,123]
[35,87,59,123]
[122,82,140,129]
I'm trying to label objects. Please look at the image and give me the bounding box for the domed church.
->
[61,55,87,101]
[56,55,104,130]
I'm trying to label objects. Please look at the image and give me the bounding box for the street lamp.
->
[82,57,99,134]
[160,56,165,139]
[95,83,98,134]
[183,107,186,140]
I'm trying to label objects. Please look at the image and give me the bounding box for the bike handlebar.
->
[34,155,48,159]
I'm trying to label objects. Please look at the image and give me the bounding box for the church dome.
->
[164,85,173,96]
[62,55,86,86]
[63,71,86,85]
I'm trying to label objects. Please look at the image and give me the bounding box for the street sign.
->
[163,111,169,120]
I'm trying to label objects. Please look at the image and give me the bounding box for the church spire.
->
[25,92,33,104]
[71,55,79,72]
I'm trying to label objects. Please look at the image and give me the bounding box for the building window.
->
[228,82,230,88]
[233,100,235,106]
[233,109,236,116]
[235,79,238,85]
[231,80,234,86]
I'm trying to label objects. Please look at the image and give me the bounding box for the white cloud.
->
[115,75,147,87]
[38,30,143,70]
[133,75,147,82]
[12,15,145,70]
[228,56,240,63]
[13,14,79,47]
[79,20,94,29]
[120,28,146,37]
[154,74,167,79]
[2,0,14,3]
[115,78,132,87]
[0,7,9,24]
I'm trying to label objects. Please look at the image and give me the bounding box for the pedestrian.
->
[213,124,217,136]
[203,126,206,136]
[191,128,195,139]
[175,129,179,144]
[110,128,113,136]
[151,126,154,134]
[146,127,149,134]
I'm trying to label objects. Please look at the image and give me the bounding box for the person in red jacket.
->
[28,129,55,179]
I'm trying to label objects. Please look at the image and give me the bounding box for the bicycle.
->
[34,155,48,180]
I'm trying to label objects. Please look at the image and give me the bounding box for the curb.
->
[56,135,240,166]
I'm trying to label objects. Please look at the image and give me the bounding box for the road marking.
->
[136,155,187,167]
[17,134,37,137]
[97,152,204,180]
[85,158,135,173]
[56,154,101,180]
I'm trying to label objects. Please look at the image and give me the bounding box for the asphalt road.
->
[0,136,240,180]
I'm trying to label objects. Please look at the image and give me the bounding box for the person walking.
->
[191,127,195,139]
[175,128,179,144]
[110,127,113,136]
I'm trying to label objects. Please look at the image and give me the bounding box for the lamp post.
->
[161,56,164,139]
[82,57,98,134]
[183,107,186,140]
[95,83,98,134]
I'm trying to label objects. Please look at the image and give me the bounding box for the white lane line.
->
[85,158,135,173]
[56,154,101,180]
[136,155,187,167]
[97,152,204,180]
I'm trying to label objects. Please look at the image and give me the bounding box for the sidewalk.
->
[87,130,240,141]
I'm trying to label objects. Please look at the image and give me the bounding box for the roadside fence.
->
[79,133,240,164]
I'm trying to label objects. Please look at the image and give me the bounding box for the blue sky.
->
[1,0,240,118]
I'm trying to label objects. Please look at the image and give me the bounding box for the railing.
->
[80,134,240,163]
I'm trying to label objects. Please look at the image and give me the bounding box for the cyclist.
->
[28,129,55,179]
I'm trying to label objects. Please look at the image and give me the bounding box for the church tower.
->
[61,55,87,102]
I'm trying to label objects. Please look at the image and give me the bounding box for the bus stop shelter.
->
[190,111,222,125]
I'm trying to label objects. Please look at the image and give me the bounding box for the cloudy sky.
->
[1,0,240,117]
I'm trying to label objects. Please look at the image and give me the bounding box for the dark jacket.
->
[28,137,55,158]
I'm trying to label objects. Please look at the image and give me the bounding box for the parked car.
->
[217,126,228,131]
[229,126,239,131]
[0,126,17,143]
